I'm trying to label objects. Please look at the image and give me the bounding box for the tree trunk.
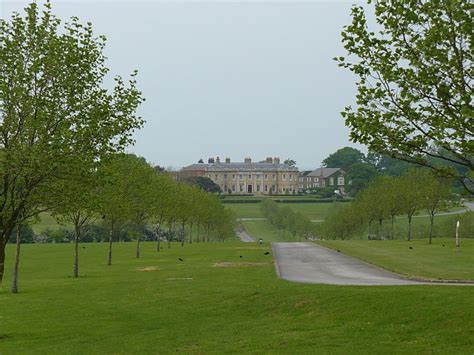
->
[11,227,21,293]
[391,216,395,240]
[181,221,185,247]
[168,224,172,249]
[197,224,200,243]
[108,228,113,266]
[378,219,383,239]
[135,225,141,258]
[189,223,193,244]
[429,213,434,245]
[407,215,412,241]
[156,224,161,252]
[0,239,6,285]
[136,236,140,258]
[74,226,80,278]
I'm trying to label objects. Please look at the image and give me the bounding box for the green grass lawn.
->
[1,242,473,353]
[241,220,296,242]
[319,238,474,281]
[228,202,337,219]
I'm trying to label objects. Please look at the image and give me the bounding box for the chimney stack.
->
[225,157,230,163]
[244,157,252,164]
[265,157,273,163]
[274,157,280,164]
[208,157,215,164]
[216,156,220,163]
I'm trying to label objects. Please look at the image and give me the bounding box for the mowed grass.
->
[1,242,474,353]
[241,220,296,242]
[319,238,474,281]
[227,202,337,219]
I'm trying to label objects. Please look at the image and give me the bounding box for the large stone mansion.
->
[174,156,347,195]
[179,157,299,195]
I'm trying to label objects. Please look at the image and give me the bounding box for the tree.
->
[420,172,452,244]
[323,147,365,171]
[345,162,379,196]
[183,176,221,194]
[398,170,426,241]
[97,154,140,265]
[118,155,158,258]
[337,1,473,192]
[150,173,175,251]
[367,152,413,176]
[51,170,99,278]
[357,178,390,239]
[283,158,297,167]
[0,3,144,285]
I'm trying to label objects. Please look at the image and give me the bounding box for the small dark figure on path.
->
[258,238,263,245]
[264,252,270,255]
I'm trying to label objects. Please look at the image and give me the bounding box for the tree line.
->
[321,169,468,242]
[260,199,315,241]
[0,3,234,294]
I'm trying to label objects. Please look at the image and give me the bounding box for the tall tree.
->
[337,1,473,192]
[345,162,379,196]
[0,3,144,284]
[323,147,365,171]
[420,172,452,244]
[398,170,426,241]
[51,170,99,278]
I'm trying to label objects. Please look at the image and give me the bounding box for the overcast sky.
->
[1,0,371,170]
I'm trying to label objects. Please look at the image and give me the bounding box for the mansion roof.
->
[183,162,298,172]
[306,167,344,178]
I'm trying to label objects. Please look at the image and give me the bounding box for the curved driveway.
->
[272,242,423,286]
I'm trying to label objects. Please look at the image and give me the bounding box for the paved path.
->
[272,242,423,286]
[236,229,255,242]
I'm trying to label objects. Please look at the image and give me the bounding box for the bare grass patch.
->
[213,261,269,268]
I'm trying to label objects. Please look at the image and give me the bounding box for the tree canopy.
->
[322,147,365,171]
[0,2,144,283]
[336,1,473,192]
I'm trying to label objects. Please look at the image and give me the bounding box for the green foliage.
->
[321,203,366,240]
[0,2,144,281]
[322,147,365,171]
[322,169,455,241]
[8,224,34,244]
[183,176,221,193]
[260,199,315,240]
[337,1,473,191]
[346,162,379,196]
[283,158,297,167]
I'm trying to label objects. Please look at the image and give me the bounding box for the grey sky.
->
[1,1,370,170]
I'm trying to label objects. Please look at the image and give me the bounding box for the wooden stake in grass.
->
[455,220,460,247]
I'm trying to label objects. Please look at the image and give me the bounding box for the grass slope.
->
[228,202,336,219]
[319,238,474,280]
[31,212,69,234]
[1,242,473,353]
[241,220,296,243]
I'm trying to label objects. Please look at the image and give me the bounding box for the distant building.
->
[180,157,299,195]
[298,167,346,193]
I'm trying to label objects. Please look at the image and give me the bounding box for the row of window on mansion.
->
[226,184,295,193]
[207,173,345,186]
[206,173,296,181]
